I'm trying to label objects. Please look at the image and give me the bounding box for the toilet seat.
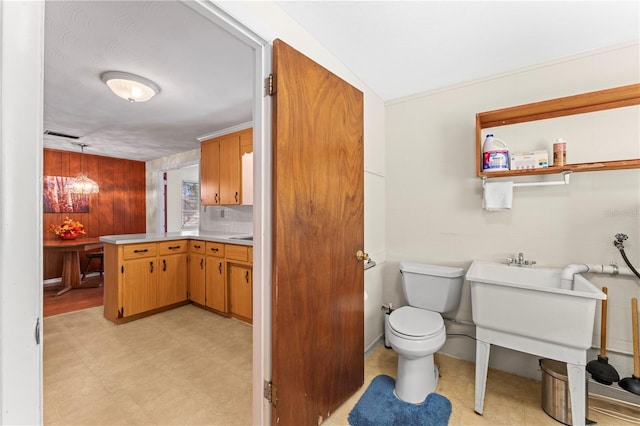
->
[389,306,444,341]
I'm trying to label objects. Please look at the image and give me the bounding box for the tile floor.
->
[44,305,638,425]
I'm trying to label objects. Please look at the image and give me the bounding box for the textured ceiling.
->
[44,1,254,162]
[44,1,639,162]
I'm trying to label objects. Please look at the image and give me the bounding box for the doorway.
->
[39,1,271,424]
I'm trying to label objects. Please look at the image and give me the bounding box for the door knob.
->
[356,250,369,262]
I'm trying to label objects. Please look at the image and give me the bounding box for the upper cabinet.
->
[476,84,640,177]
[201,128,253,205]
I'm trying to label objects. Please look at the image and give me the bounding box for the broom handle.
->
[600,287,608,357]
[632,298,639,377]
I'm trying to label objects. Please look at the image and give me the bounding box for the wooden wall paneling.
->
[135,162,146,232]
[42,148,147,281]
[112,159,127,235]
[126,161,146,234]
[97,156,115,238]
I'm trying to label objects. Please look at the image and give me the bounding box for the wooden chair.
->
[82,251,104,281]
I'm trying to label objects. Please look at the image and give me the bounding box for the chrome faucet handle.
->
[524,260,536,266]
[517,252,525,263]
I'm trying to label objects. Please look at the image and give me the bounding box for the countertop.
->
[99,231,253,246]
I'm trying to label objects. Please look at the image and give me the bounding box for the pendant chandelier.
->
[65,143,99,194]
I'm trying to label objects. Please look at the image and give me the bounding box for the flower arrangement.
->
[49,217,86,240]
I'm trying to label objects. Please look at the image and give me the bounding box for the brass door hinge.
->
[264,74,276,96]
[264,380,277,407]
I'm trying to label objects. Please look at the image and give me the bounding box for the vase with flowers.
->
[49,217,86,240]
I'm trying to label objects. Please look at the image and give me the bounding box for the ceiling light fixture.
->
[101,71,160,103]
[65,143,99,194]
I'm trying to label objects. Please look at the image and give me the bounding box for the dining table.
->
[43,237,104,296]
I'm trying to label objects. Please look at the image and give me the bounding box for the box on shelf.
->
[510,150,549,170]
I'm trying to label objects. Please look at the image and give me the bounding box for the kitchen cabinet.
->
[228,263,252,323]
[200,128,253,205]
[104,238,253,324]
[225,244,252,323]
[188,240,206,306]
[205,242,227,314]
[157,240,188,308]
[117,243,158,319]
[476,83,640,178]
[104,241,189,323]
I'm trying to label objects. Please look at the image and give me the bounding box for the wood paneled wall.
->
[43,149,146,280]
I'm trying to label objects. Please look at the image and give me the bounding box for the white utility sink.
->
[466,260,606,426]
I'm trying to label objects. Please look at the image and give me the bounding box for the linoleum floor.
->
[44,305,637,425]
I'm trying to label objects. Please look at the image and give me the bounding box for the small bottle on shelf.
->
[553,138,566,166]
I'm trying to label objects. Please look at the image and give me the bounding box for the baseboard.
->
[588,377,640,407]
[365,336,384,358]
[43,272,103,287]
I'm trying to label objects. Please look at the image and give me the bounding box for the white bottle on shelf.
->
[482,134,509,171]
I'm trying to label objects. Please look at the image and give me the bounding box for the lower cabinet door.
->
[206,257,226,313]
[189,252,206,305]
[122,257,156,317]
[157,253,188,307]
[229,263,252,323]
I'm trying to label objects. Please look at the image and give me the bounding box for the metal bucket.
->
[540,359,588,425]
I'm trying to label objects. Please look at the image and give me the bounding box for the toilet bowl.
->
[388,262,464,404]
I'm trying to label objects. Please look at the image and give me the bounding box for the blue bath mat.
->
[348,375,452,426]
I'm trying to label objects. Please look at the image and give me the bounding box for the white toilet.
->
[387,261,464,404]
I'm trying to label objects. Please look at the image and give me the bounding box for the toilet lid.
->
[389,306,444,338]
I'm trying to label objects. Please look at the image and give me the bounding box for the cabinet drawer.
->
[158,240,187,256]
[123,243,157,259]
[190,240,206,254]
[225,244,249,261]
[206,242,225,257]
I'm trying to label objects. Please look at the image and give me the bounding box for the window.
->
[182,180,199,228]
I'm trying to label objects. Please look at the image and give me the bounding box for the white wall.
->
[166,165,199,232]
[146,148,200,233]
[385,42,640,384]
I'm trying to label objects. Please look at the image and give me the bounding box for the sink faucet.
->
[507,252,536,267]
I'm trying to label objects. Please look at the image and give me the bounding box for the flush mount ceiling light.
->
[65,143,99,194]
[101,71,161,103]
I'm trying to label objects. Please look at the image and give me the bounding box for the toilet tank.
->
[400,262,464,312]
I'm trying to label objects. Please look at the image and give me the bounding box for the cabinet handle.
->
[245,270,249,283]
[194,244,201,249]
[235,191,239,202]
[200,258,204,269]
[218,262,222,274]
[150,261,154,273]
[215,193,219,203]
[211,248,219,253]
[168,245,181,250]
[163,259,167,271]
[134,249,148,253]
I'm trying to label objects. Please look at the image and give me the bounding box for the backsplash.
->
[199,205,253,234]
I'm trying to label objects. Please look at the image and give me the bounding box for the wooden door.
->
[200,139,220,205]
[219,134,241,204]
[271,39,365,425]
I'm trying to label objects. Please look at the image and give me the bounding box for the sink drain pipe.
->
[560,263,636,289]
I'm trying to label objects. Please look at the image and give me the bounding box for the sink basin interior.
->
[466,261,605,297]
